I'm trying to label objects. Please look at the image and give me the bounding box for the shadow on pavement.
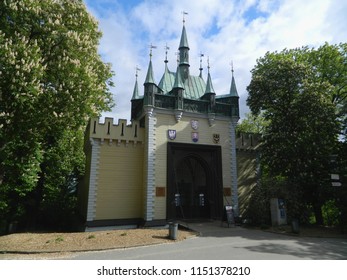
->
[180,220,347,260]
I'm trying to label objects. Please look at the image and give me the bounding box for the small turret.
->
[229,63,239,118]
[229,63,238,97]
[131,67,140,100]
[201,58,216,112]
[131,67,143,121]
[173,66,184,110]
[144,45,157,106]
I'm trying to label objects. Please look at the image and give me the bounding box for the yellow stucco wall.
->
[95,141,144,220]
[236,134,261,216]
[86,118,145,221]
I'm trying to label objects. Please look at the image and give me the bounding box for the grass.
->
[55,236,64,243]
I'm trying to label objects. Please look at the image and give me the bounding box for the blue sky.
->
[84,0,347,122]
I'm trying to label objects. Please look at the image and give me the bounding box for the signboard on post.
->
[222,205,235,227]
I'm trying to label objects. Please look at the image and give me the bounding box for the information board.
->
[222,205,234,227]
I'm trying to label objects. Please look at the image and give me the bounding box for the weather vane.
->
[149,44,157,59]
[182,11,188,24]
[230,60,234,75]
[135,66,141,78]
[164,43,170,63]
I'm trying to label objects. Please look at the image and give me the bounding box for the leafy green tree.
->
[237,112,269,134]
[0,0,114,231]
[247,46,342,224]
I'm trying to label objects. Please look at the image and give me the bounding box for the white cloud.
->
[85,0,347,122]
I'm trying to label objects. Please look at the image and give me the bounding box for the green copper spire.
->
[179,24,189,49]
[205,72,215,94]
[144,45,156,85]
[205,58,215,94]
[178,15,190,82]
[229,64,238,97]
[132,67,140,100]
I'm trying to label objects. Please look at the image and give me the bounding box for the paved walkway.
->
[70,220,347,260]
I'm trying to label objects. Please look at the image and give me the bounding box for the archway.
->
[167,143,223,221]
[175,155,210,219]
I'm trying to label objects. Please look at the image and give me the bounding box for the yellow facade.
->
[80,112,248,226]
[95,142,144,220]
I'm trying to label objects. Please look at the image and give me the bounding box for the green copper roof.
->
[173,66,185,89]
[183,75,206,99]
[229,74,238,97]
[205,72,215,94]
[131,78,140,99]
[158,64,175,93]
[144,60,156,84]
[179,25,189,49]
[158,69,206,99]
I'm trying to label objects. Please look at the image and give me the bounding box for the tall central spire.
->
[178,13,190,82]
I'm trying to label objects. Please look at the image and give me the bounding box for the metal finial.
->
[164,43,170,63]
[199,53,204,71]
[149,44,157,59]
[182,11,188,24]
[207,56,210,72]
[230,60,234,75]
[135,66,141,78]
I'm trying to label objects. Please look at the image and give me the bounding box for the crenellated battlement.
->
[236,133,261,151]
[88,117,144,143]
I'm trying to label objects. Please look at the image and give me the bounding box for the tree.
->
[0,0,114,231]
[237,112,269,134]
[247,46,342,224]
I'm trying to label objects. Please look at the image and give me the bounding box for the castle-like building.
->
[78,22,257,228]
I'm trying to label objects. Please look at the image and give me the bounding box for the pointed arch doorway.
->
[167,143,223,221]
